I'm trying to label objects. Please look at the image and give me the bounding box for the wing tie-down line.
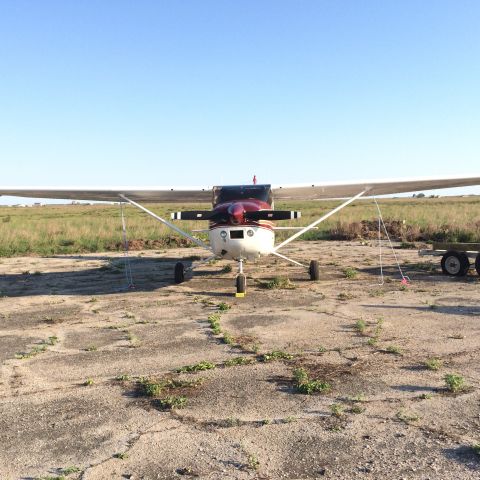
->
[271,189,368,267]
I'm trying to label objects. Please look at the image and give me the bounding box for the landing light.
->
[220,230,227,239]
[247,229,254,237]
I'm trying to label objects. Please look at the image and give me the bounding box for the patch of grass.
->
[337,292,354,301]
[399,241,417,249]
[318,345,327,354]
[156,395,187,410]
[224,356,254,367]
[367,337,378,346]
[225,417,241,427]
[84,378,94,386]
[15,343,47,359]
[343,267,358,279]
[385,345,403,355]
[261,350,293,362]
[354,319,366,334]
[247,454,260,470]
[283,416,297,423]
[46,336,58,346]
[350,404,365,414]
[177,361,216,373]
[207,312,222,334]
[221,264,232,273]
[329,403,345,417]
[87,297,98,303]
[60,466,81,475]
[424,358,443,371]
[472,443,480,455]
[262,276,296,289]
[125,331,141,347]
[222,332,235,345]
[115,374,131,381]
[113,452,128,460]
[346,393,366,403]
[217,302,231,311]
[293,367,331,395]
[444,373,466,393]
[419,393,433,400]
[122,311,135,319]
[85,345,97,351]
[396,409,420,423]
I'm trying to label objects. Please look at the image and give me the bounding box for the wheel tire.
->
[440,251,469,277]
[475,253,480,276]
[174,262,185,283]
[236,274,246,294]
[309,260,320,281]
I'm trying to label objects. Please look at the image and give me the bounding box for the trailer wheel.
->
[441,251,469,277]
[475,253,480,276]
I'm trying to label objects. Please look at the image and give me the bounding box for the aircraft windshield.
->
[213,185,272,206]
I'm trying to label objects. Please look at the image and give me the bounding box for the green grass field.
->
[0,196,479,256]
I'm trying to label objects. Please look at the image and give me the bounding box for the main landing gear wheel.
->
[174,262,185,283]
[441,251,470,277]
[236,274,246,294]
[475,253,480,276]
[309,260,320,281]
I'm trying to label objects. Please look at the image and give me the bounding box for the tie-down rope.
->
[120,202,135,289]
[373,197,410,286]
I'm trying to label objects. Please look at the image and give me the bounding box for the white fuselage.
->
[209,225,274,261]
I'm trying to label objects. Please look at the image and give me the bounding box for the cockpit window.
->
[213,185,272,206]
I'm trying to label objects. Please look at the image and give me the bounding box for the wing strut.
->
[273,189,368,252]
[119,195,212,252]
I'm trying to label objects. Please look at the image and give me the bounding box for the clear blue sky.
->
[1,0,479,203]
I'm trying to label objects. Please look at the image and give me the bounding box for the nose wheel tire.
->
[174,262,185,283]
[236,274,246,294]
[441,251,469,277]
[309,260,320,281]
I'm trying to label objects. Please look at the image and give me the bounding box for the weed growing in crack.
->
[343,267,358,279]
[293,367,331,395]
[224,356,255,367]
[156,395,187,410]
[385,345,403,355]
[177,361,216,373]
[113,452,128,460]
[329,403,345,417]
[217,302,231,311]
[262,276,296,290]
[262,350,293,362]
[444,373,467,393]
[425,358,443,371]
[396,409,420,423]
[355,319,366,334]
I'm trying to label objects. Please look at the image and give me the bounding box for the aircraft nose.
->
[228,203,244,224]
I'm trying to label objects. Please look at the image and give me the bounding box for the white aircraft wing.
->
[0,187,213,203]
[272,174,480,200]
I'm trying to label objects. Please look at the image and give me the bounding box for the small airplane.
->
[1,174,479,296]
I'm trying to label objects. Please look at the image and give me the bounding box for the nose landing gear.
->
[235,258,246,297]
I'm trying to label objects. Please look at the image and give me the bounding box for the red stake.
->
[253,175,257,185]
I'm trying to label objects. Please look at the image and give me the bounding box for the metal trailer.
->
[419,242,480,277]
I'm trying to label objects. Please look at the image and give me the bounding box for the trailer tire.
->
[475,253,480,276]
[441,251,469,277]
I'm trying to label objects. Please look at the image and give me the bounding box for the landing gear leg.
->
[236,259,246,297]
